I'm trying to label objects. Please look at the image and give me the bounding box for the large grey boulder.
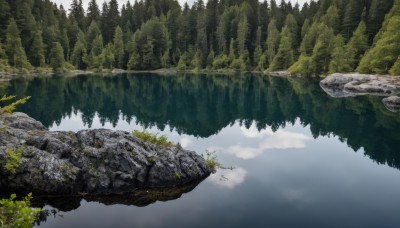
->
[0,112,211,195]
[320,73,400,112]
[320,73,400,96]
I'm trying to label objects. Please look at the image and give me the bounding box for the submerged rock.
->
[382,96,400,112]
[0,112,211,195]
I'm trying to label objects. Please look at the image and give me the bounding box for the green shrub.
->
[0,95,31,114]
[0,193,41,228]
[212,54,230,69]
[4,146,25,174]
[202,150,220,172]
[132,129,175,147]
[230,58,246,71]
[288,55,314,76]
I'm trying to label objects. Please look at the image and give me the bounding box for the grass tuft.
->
[202,150,220,172]
[132,129,175,147]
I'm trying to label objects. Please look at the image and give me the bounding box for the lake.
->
[2,73,400,227]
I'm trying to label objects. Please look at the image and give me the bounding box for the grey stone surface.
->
[382,96,400,112]
[320,73,400,112]
[0,112,211,195]
[320,73,400,97]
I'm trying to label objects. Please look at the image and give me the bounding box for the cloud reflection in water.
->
[227,124,311,159]
[208,167,247,189]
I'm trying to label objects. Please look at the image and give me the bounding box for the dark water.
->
[2,73,400,227]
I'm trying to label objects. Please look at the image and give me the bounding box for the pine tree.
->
[102,43,114,69]
[177,53,187,70]
[0,0,11,39]
[345,21,368,70]
[206,49,215,68]
[367,0,394,42]
[301,19,310,38]
[87,35,104,69]
[49,42,65,71]
[103,0,120,44]
[86,21,101,52]
[5,18,31,69]
[60,29,70,61]
[310,25,335,74]
[371,0,400,44]
[284,14,299,49]
[113,26,125,69]
[237,16,249,59]
[329,35,352,73]
[29,28,45,67]
[70,30,87,69]
[127,32,140,70]
[265,19,280,66]
[288,55,313,76]
[299,22,322,56]
[357,16,400,74]
[69,0,86,30]
[16,2,37,52]
[389,56,400,75]
[320,5,340,33]
[0,41,11,71]
[87,0,101,24]
[268,26,294,72]
[100,2,110,43]
[341,0,364,41]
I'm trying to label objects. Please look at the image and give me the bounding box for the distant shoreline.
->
[0,68,398,83]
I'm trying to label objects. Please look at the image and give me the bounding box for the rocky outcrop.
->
[320,73,400,97]
[320,73,400,112]
[0,112,211,195]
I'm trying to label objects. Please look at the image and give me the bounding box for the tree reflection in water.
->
[3,73,399,170]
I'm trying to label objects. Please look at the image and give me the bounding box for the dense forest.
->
[0,0,400,75]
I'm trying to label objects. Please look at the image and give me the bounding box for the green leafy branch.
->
[0,193,41,228]
[0,95,31,115]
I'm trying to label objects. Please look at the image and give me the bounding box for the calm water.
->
[2,73,400,227]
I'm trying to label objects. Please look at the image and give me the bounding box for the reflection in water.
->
[227,124,311,159]
[3,73,399,169]
[2,73,400,227]
[32,178,205,224]
[208,167,247,189]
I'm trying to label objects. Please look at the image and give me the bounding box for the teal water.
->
[2,73,400,227]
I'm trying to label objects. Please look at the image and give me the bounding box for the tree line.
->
[0,0,400,75]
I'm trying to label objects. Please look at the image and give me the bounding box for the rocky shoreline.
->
[320,73,400,112]
[0,112,211,196]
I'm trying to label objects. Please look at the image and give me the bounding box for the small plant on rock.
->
[4,146,25,174]
[202,150,221,172]
[132,129,175,147]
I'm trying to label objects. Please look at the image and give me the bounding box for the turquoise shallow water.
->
[3,73,400,227]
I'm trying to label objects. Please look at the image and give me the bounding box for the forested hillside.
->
[0,0,400,75]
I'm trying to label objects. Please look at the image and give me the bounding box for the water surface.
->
[2,73,400,227]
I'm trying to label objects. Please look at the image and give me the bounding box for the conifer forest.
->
[0,0,399,75]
